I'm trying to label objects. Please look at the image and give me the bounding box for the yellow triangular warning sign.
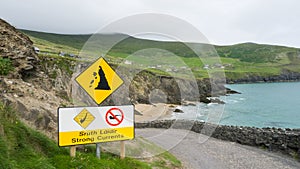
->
[76,57,123,104]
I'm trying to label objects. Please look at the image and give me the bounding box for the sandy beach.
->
[134,103,177,122]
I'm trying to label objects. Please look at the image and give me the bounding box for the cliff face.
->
[129,72,226,104]
[0,18,39,78]
[0,19,72,138]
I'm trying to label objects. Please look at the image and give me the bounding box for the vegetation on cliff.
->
[0,58,14,75]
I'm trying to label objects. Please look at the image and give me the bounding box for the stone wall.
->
[135,120,300,159]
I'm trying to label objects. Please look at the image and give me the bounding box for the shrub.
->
[0,57,14,75]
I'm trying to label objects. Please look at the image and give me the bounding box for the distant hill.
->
[216,42,299,63]
[20,29,300,81]
[21,29,299,62]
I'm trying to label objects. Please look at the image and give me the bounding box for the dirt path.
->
[136,128,300,169]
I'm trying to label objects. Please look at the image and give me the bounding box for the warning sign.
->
[58,105,134,147]
[73,108,95,129]
[75,57,123,105]
[105,108,124,126]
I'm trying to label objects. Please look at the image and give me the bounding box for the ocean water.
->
[173,82,300,129]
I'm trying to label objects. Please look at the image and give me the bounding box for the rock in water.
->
[174,108,184,113]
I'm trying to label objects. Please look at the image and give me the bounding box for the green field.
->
[21,29,300,80]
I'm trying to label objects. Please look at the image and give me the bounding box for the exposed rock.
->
[0,19,73,139]
[210,98,225,104]
[174,108,184,113]
[187,102,197,106]
[127,71,226,105]
[0,18,39,78]
[182,101,197,106]
[226,88,241,94]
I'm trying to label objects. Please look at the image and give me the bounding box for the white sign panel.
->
[58,105,134,146]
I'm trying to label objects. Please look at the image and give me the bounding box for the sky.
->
[1,0,300,48]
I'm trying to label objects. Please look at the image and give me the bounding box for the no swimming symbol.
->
[105,108,124,126]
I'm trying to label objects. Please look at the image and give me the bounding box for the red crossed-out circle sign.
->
[105,107,124,126]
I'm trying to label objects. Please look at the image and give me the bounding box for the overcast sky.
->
[1,0,300,47]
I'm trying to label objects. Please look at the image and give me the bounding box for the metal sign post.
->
[96,143,101,159]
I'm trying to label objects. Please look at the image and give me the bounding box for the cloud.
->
[1,0,300,47]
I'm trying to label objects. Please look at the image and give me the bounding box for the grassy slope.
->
[0,102,181,169]
[21,29,300,80]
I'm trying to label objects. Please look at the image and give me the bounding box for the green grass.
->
[38,54,77,77]
[0,102,183,169]
[20,29,300,80]
[216,42,298,63]
[0,57,14,75]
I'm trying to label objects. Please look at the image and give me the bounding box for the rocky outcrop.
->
[129,72,204,104]
[129,72,227,104]
[135,120,300,160]
[0,19,73,138]
[0,18,39,78]
[0,76,70,138]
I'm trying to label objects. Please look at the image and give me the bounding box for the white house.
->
[124,60,132,65]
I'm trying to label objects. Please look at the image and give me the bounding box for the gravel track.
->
[136,128,300,169]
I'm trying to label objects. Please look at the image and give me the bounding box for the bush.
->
[0,57,14,75]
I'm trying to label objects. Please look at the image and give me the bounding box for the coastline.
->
[226,71,300,84]
[134,99,300,160]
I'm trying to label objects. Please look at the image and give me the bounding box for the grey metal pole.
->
[96,143,101,159]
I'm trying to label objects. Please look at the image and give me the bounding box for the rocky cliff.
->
[0,19,72,138]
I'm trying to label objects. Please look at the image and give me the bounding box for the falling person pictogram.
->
[95,66,111,90]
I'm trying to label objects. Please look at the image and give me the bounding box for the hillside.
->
[0,102,183,169]
[21,29,300,81]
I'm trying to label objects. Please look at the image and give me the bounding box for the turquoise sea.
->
[174,82,300,129]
